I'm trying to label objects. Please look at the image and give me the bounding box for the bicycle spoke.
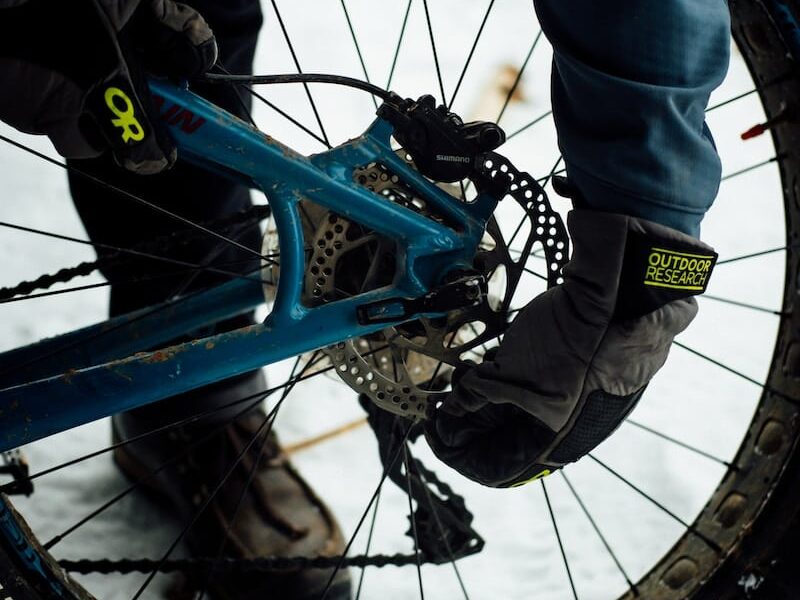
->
[704,72,790,113]
[354,490,382,600]
[508,247,546,260]
[523,267,548,282]
[413,450,470,600]
[1,281,109,303]
[459,17,547,196]
[0,220,274,286]
[0,350,383,493]
[507,109,553,141]
[0,265,272,306]
[0,134,274,265]
[157,219,269,302]
[424,326,462,392]
[43,385,281,550]
[213,63,258,127]
[461,14,546,193]
[319,424,413,600]
[386,0,413,90]
[130,373,298,599]
[196,353,314,600]
[449,0,496,109]
[0,288,217,380]
[267,0,331,147]
[700,293,785,316]
[466,322,490,355]
[673,340,800,408]
[235,84,329,146]
[421,0,446,105]
[559,472,638,596]
[721,156,779,181]
[541,479,578,600]
[458,179,468,202]
[706,87,759,113]
[3,208,279,381]
[3,389,269,496]
[214,60,330,145]
[339,0,377,110]
[403,445,425,600]
[587,454,721,552]
[496,28,544,124]
[624,419,735,469]
[536,165,566,186]
[0,226,266,381]
[717,244,790,265]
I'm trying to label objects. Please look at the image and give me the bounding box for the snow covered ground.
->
[0,1,785,599]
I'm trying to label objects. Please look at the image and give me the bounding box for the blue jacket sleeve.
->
[533,1,731,236]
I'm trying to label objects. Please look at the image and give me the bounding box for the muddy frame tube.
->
[0,79,499,452]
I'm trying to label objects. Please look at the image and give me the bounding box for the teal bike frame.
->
[0,79,500,453]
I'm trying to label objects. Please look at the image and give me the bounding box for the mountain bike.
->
[0,0,799,598]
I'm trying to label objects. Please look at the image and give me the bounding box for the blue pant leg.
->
[533,1,731,236]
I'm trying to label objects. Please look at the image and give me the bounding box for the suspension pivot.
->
[378,94,505,183]
[356,274,487,325]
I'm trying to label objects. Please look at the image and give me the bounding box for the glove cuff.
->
[615,216,717,320]
[566,209,717,322]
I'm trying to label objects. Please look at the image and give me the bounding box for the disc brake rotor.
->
[261,152,568,419]
[302,152,567,420]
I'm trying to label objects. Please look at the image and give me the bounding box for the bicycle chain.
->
[56,429,479,575]
[59,552,425,575]
[0,205,271,301]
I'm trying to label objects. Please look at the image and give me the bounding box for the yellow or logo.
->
[644,247,714,291]
[104,87,145,143]
[510,469,551,487]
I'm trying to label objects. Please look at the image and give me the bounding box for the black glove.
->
[426,209,717,487]
[0,0,217,174]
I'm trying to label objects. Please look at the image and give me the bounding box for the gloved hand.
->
[0,0,217,174]
[425,209,717,487]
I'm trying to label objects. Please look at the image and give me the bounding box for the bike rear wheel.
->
[0,0,799,598]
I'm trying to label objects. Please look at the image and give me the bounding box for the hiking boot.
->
[112,370,352,600]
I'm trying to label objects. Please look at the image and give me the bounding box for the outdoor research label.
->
[643,247,716,292]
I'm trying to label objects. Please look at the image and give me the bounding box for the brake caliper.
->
[378,93,506,182]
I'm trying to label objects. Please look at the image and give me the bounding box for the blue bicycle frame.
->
[0,79,500,452]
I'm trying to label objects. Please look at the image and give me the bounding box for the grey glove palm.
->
[0,0,217,174]
[426,210,716,487]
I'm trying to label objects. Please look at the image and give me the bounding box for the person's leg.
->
[70,1,263,314]
[67,2,351,597]
[533,0,730,236]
